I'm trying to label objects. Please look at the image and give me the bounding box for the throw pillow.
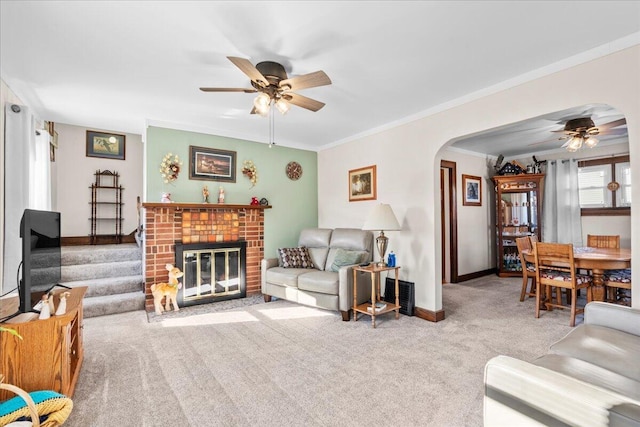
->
[330,248,366,272]
[278,247,314,269]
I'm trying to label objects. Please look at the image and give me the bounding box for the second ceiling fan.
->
[200,56,332,115]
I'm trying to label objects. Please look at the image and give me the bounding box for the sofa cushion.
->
[297,270,339,295]
[549,324,640,381]
[307,247,330,271]
[299,228,332,270]
[265,267,310,288]
[533,354,640,401]
[278,247,314,269]
[330,248,367,272]
[325,228,373,270]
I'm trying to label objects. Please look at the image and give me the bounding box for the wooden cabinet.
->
[493,174,544,277]
[0,286,87,400]
[90,170,124,244]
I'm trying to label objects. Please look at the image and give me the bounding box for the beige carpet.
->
[66,276,577,426]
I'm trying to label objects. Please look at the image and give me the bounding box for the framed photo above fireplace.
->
[189,145,237,182]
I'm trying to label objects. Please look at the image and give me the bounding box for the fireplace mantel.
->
[142,202,271,210]
[142,202,269,311]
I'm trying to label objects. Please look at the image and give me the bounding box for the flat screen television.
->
[19,209,62,313]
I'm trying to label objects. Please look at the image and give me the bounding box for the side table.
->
[352,264,401,328]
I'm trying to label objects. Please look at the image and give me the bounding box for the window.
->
[578,155,630,215]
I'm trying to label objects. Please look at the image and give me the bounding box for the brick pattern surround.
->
[141,203,269,312]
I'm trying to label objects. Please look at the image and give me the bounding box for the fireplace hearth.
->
[175,241,247,307]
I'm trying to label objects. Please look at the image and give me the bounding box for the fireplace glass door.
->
[175,241,247,307]
[182,248,241,301]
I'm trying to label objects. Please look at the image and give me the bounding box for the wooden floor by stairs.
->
[57,243,145,318]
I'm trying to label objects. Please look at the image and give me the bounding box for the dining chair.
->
[515,237,536,301]
[533,242,593,327]
[587,234,620,249]
[586,234,630,304]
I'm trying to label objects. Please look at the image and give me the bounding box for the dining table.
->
[522,246,632,302]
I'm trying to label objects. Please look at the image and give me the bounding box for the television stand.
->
[0,286,87,400]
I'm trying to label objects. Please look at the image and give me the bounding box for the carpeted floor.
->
[66,276,578,426]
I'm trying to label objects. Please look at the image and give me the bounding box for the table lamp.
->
[362,203,401,266]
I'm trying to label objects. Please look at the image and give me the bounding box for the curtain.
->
[3,104,33,289]
[2,104,51,291]
[542,159,583,245]
[30,130,52,210]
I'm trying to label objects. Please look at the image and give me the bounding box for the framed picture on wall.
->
[189,145,237,182]
[462,174,482,206]
[86,130,126,160]
[349,165,377,202]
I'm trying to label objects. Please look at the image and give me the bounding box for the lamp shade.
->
[362,203,400,231]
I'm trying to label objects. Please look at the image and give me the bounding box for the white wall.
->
[318,45,640,312]
[441,149,495,275]
[55,123,143,238]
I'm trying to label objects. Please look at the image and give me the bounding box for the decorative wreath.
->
[242,160,258,188]
[160,153,182,184]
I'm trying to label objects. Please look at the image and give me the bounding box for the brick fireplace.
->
[141,203,270,312]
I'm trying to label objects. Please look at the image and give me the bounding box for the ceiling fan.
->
[529,116,627,152]
[200,56,331,115]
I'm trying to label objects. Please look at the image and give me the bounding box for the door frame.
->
[440,160,459,282]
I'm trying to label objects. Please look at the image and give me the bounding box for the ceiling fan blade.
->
[596,118,626,131]
[200,87,257,93]
[227,56,269,87]
[528,137,564,146]
[284,93,325,112]
[599,128,628,136]
[280,71,331,91]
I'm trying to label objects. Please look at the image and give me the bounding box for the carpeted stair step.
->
[83,291,146,318]
[58,243,145,318]
[61,244,141,266]
[58,275,143,298]
[62,260,141,282]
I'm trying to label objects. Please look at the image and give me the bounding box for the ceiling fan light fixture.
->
[566,135,583,152]
[254,92,271,116]
[275,98,289,115]
[584,136,599,148]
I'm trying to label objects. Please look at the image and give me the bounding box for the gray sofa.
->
[261,228,374,320]
[484,302,640,426]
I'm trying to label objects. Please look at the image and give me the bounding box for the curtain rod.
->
[549,152,629,164]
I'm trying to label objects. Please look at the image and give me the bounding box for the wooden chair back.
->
[534,242,574,284]
[528,234,539,245]
[587,234,620,249]
[516,236,536,301]
[515,236,532,267]
[533,242,592,326]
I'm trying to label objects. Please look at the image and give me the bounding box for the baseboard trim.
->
[414,306,446,322]
[62,234,136,246]
[455,268,496,283]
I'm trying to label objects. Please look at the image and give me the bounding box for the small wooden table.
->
[523,247,631,302]
[352,264,401,328]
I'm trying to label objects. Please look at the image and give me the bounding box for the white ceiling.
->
[1,1,639,153]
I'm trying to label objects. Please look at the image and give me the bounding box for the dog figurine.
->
[150,264,184,315]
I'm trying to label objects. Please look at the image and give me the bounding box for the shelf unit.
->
[0,287,87,400]
[493,174,544,277]
[90,170,124,244]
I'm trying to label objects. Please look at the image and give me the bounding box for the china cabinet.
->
[493,174,544,277]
